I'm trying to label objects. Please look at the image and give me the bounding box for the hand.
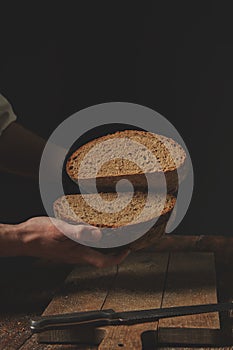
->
[4,217,130,267]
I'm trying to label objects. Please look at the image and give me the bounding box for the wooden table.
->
[0,250,233,350]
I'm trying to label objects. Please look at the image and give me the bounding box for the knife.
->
[30,302,233,333]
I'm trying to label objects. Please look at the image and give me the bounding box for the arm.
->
[0,121,67,181]
[0,98,130,266]
[0,217,130,267]
[0,122,46,179]
[0,94,63,179]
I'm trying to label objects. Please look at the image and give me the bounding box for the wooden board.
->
[159,252,219,328]
[19,253,168,349]
[19,252,225,350]
[19,265,117,349]
[98,253,169,349]
[158,252,220,348]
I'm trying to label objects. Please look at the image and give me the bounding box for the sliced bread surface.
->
[54,192,175,227]
[53,192,175,250]
[66,130,186,192]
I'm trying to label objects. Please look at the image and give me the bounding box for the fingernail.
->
[90,228,102,241]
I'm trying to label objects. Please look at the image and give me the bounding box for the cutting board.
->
[21,252,229,349]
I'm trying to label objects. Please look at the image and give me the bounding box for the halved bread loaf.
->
[66,130,186,193]
[53,192,176,250]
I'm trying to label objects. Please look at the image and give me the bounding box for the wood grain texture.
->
[157,252,221,349]
[159,253,220,328]
[20,265,117,349]
[17,252,233,350]
[147,234,233,253]
[44,264,117,314]
[99,253,169,349]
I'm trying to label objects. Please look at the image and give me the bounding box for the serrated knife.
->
[30,302,233,333]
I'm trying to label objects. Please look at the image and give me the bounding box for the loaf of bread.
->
[66,130,187,193]
[53,192,176,250]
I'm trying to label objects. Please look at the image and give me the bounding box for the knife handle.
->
[30,309,115,333]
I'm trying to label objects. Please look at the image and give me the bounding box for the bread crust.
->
[66,130,186,193]
[53,193,175,251]
[60,130,186,251]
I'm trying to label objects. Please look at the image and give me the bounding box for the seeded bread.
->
[66,130,186,193]
[53,192,176,250]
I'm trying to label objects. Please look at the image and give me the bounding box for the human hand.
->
[5,217,130,267]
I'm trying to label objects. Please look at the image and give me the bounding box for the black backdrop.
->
[0,3,233,235]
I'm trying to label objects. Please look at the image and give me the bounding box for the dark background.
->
[0,3,232,235]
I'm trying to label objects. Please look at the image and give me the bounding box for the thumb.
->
[56,220,102,243]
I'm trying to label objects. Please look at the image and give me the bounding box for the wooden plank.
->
[19,252,227,349]
[147,234,233,253]
[20,252,168,349]
[158,252,220,348]
[215,253,233,348]
[19,265,117,349]
[98,252,169,350]
[158,328,230,347]
[43,264,117,314]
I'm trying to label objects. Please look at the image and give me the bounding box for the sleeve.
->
[0,94,17,136]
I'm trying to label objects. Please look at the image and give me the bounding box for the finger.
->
[71,225,102,242]
[53,220,102,242]
[81,226,102,242]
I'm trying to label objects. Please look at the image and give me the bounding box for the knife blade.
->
[30,302,233,333]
